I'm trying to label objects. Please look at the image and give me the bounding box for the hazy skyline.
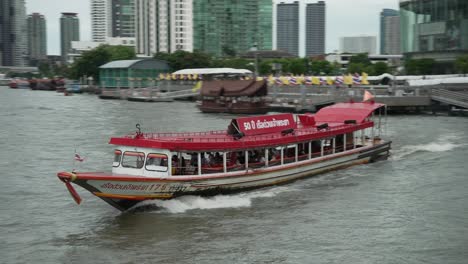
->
[25,0,398,56]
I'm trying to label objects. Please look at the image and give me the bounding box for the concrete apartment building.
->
[0,0,28,66]
[340,36,377,54]
[135,0,193,56]
[60,12,80,62]
[27,13,47,64]
[91,0,109,42]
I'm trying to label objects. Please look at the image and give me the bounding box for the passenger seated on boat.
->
[214,152,222,163]
[172,155,179,174]
[190,153,197,166]
[207,153,215,166]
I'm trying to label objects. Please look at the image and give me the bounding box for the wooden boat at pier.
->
[197,79,269,114]
[57,102,391,211]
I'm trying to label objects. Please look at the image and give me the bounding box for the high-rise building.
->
[0,0,28,66]
[60,13,80,61]
[380,9,400,55]
[275,2,299,56]
[400,0,468,73]
[274,0,325,57]
[27,13,47,64]
[193,0,272,57]
[305,1,325,56]
[110,0,135,38]
[340,36,377,54]
[91,0,109,42]
[136,0,193,56]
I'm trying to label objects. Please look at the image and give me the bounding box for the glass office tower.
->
[193,0,272,57]
[400,0,468,71]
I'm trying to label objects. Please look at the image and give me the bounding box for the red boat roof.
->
[109,102,383,152]
[314,102,385,124]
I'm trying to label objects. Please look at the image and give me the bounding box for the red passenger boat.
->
[57,102,391,211]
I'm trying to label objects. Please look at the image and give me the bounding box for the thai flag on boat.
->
[305,76,312,85]
[353,73,361,85]
[74,153,84,162]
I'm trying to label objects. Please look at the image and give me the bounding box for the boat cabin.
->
[110,102,386,178]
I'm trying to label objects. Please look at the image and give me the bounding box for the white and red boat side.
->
[58,102,391,211]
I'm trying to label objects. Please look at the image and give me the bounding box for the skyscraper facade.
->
[27,13,47,64]
[380,9,400,54]
[110,0,135,38]
[275,2,299,56]
[0,0,28,66]
[91,0,109,42]
[60,13,80,61]
[340,36,377,54]
[274,0,325,57]
[193,0,272,57]
[135,0,193,56]
[400,0,468,73]
[305,1,325,56]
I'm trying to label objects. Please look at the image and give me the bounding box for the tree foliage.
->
[404,58,435,75]
[455,55,468,74]
[373,62,390,75]
[154,50,212,71]
[69,45,135,80]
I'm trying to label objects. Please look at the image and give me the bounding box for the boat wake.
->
[392,133,466,160]
[132,186,291,213]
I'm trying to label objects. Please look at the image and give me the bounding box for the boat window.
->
[113,150,122,167]
[145,153,168,172]
[122,151,145,169]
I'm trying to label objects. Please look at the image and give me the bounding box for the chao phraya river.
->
[1,87,468,264]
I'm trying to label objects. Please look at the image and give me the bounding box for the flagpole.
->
[73,147,76,171]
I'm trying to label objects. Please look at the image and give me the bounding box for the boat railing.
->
[124,123,366,144]
[171,143,363,176]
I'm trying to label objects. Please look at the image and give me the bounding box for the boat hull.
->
[58,141,391,211]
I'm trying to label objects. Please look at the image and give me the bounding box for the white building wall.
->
[340,36,377,54]
[170,0,193,52]
[135,0,193,56]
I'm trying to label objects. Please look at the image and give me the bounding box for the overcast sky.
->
[25,0,399,56]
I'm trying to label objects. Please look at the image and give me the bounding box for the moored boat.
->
[57,102,391,211]
[197,79,269,114]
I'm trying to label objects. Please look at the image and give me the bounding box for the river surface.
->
[1,87,468,264]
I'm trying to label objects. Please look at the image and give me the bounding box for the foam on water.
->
[133,186,291,213]
[392,133,465,160]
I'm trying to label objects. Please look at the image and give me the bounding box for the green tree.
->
[309,60,333,75]
[404,58,435,75]
[347,53,373,75]
[259,60,273,75]
[38,61,52,78]
[222,45,236,57]
[288,58,307,75]
[154,50,212,71]
[349,53,371,65]
[455,55,468,74]
[347,63,367,75]
[69,45,135,80]
[373,62,390,75]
